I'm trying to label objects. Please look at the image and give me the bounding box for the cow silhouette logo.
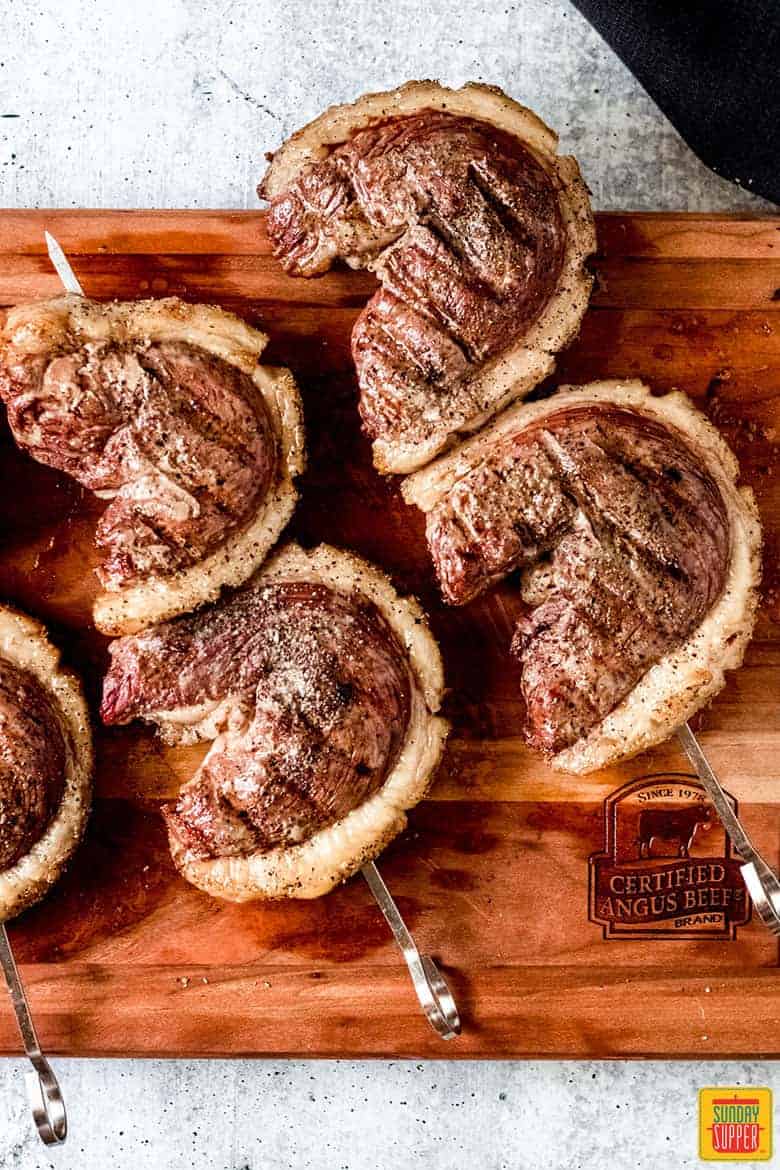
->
[636,804,713,859]
[588,773,750,940]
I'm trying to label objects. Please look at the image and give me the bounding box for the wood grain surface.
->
[0,211,778,1058]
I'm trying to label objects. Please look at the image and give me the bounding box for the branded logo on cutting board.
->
[699,1087,772,1161]
[588,773,750,940]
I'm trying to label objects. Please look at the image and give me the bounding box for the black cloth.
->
[570,0,780,205]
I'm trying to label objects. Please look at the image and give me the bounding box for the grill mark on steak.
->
[377,222,507,363]
[425,405,731,753]
[0,659,66,871]
[355,290,476,442]
[467,159,537,248]
[101,581,413,861]
[0,340,277,591]
[264,111,566,447]
[426,433,577,606]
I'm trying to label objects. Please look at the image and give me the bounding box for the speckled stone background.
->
[0,1,777,1168]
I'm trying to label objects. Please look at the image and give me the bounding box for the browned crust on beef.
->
[404,380,761,773]
[260,80,595,473]
[0,295,305,634]
[102,543,449,900]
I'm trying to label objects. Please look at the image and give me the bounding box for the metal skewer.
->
[46,231,84,295]
[0,229,89,1144]
[44,230,461,1038]
[677,722,780,934]
[0,925,66,1144]
[362,861,460,1039]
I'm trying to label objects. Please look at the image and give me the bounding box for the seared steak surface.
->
[101,581,412,860]
[0,340,276,590]
[0,659,66,870]
[426,405,730,752]
[266,111,565,447]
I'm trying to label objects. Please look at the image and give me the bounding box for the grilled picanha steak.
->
[0,339,277,591]
[265,111,566,449]
[425,405,730,753]
[101,580,413,861]
[0,659,67,871]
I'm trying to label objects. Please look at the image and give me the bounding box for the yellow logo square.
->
[699,1087,772,1161]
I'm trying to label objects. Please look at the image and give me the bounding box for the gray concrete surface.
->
[1,1058,779,1170]
[1,0,773,212]
[0,1,777,1168]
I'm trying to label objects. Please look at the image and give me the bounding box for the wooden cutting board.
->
[0,210,778,1059]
